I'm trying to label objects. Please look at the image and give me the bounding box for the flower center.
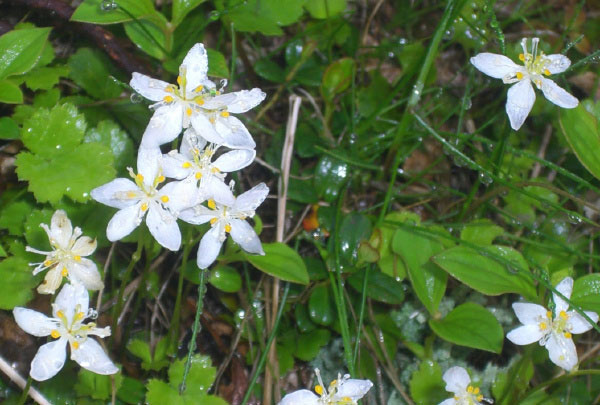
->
[453,385,483,404]
[518,38,552,85]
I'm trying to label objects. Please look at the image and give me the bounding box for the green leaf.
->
[308,284,335,325]
[84,120,135,173]
[294,329,331,361]
[75,368,122,400]
[168,355,215,397]
[304,0,346,18]
[0,80,23,103]
[217,0,306,36]
[460,219,504,245]
[571,274,600,314]
[392,226,447,315]
[124,19,167,60]
[294,303,316,333]
[321,58,355,103]
[559,103,600,181]
[433,245,537,301]
[23,66,69,91]
[254,58,285,83]
[68,48,123,99]
[338,212,371,265]
[492,356,534,405]
[127,339,152,363]
[246,242,309,284]
[0,256,38,309]
[313,156,349,203]
[172,0,206,27]
[207,48,229,79]
[72,0,158,25]
[146,380,184,405]
[429,302,504,353]
[117,376,146,404]
[0,116,20,139]
[0,27,51,79]
[409,361,446,405]
[0,200,33,235]
[209,265,242,293]
[347,268,404,305]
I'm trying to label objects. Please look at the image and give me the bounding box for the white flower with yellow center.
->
[26,210,102,295]
[13,283,117,381]
[507,277,599,371]
[162,131,255,206]
[91,148,194,251]
[470,37,578,130]
[439,366,486,405]
[278,368,373,405]
[179,182,268,269]
[130,43,264,149]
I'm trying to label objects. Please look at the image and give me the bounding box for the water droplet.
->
[567,213,583,224]
[218,79,228,91]
[208,10,220,20]
[479,172,493,185]
[56,144,61,149]
[130,93,144,103]
[66,187,71,192]
[100,0,117,11]
[463,98,472,110]
[82,192,89,198]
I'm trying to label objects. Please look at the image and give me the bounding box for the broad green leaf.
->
[338,212,371,265]
[68,48,122,99]
[254,58,285,83]
[460,219,504,245]
[0,80,23,103]
[21,104,86,155]
[373,211,419,280]
[571,274,600,314]
[207,48,229,79]
[209,265,241,293]
[146,380,184,405]
[124,19,167,60]
[559,104,600,181]
[277,344,294,376]
[0,200,33,235]
[75,369,122,400]
[492,356,534,405]
[168,355,215,397]
[72,0,157,24]
[217,0,306,36]
[0,27,51,79]
[0,116,20,139]
[127,339,152,363]
[321,58,355,103]
[429,302,504,353]
[294,329,331,361]
[308,284,334,325]
[172,0,206,27]
[295,303,316,333]
[117,376,146,405]
[0,256,38,309]
[392,226,447,315]
[433,245,537,301]
[23,66,69,91]
[84,120,135,173]
[347,268,404,305]
[24,209,53,248]
[314,156,349,203]
[409,361,446,405]
[246,242,309,284]
[304,0,346,18]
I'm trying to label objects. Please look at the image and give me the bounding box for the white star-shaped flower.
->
[507,277,599,371]
[13,283,117,381]
[279,368,373,405]
[439,366,486,405]
[179,182,269,269]
[25,210,102,295]
[91,148,194,251]
[130,43,265,149]
[470,37,578,130]
[162,130,255,206]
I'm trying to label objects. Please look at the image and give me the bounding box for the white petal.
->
[442,366,470,394]
[540,78,578,109]
[68,259,103,291]
[71,339,118,375]
[141,104,183,148]
[234,183,269,212]
[208,89,266,113]
[137,146,162,183]
[470,53,521,79]
[190,112,225,145]
[72,236,97,257]
[91,178,141,209]
[159,179,200,213]
[278,389,319,405]
[196,225,223,269]
[37,267,64,295]
[335,378,373,400]
[215,116,256,149]
[54,283,89,321]
[13,308,55,337]
[203,177,235,206]
[553,277,573,314]
[512,302,548,326]
[50,210,73,249]
[229,219,263,254]
[30,339,67,381]
[213,149,255,172]
[146,204,181,251]
[545,54,571,74]
[506,79,535,130]
[130,72,171,101]
[178,205,215,225]
[181,43,209,91]
[438,399,458,405]
[181,127,207,156]
[544,332,578,371]
[162,152,191,180]
[507,324,546,345]
[568,310,599,334]
[106,204,143,242]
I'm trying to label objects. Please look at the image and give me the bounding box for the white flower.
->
[13,283,117,381]
[91,148,195,251]
[25,210,102,295]
[162,130,255,206]
[439,366,485,405]
[507,277,599,371]
[279,368,373,405]
[179,182,269,269]
[130,43,265,149]
[470,37,578,130]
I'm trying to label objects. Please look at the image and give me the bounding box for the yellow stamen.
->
[454,396,460,401]
[210,218,218,225]
[207,199,216,209]
[216,91,221,96]
[539,322,547,330]
[72,341,80,350]
[195,172,202,179]
[75,311,85,321]
[186,107,192,116]
[43,260,53,267]
[225,224,232,233]
[467,386,474,394]
[195,97,205,105]
[177,76,182,85]
[220,111,229,118]
[141,203,149,212]
[61,267,68,277]
[209,117,216,124]
[477,395,484,401]
[136,173,144,182]
[519,53,525,61]
[160,195,169,203]
[342,397,351,402]
[182,162,192,168]
[74,255,81,262]
[474,387,480,394]
[560,311,568,319]
[163,95,174,103]
[544,69,551,76]
[314,385,323,395]
[564,332,572,339]
[516,72,524,80]
[211,167,220,174]
[50,330,60,339]
[194,85,204,92]
[57,310,65,319]
[157,175,165,183]
[164,87,173,93]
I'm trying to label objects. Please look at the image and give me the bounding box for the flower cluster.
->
[439,366,488,405]
[91,43,268,269]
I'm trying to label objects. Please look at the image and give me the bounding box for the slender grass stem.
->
[16,376,32,405]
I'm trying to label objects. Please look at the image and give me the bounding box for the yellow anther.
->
[177,76,182,85]
[186,107,193,116]
[220,111,230,118]
[160,195,169,203]
[539,322,547,330]
[163,95,174,103]
[210,218,218,225]
[182,162,192,168]
[194,85,204,92]
[208,199,216,209]
[43,260,53,267]
[195,97,205,105]
[564,332,572,339]
[535,79,542,87]
[477,395,484,401]
[516,72,524,80]
[61,267,68,277]
[157,175,166,183]
[544,69,551,76]
[560,310,568,319]
[519,53,525,61]
[75,311,85,321]
[474,387,480,394]
[467,386,474,394]
[454,396,460,401]
[72,341,80,350]
[141,203,149,212]
[209,117,216,124]
[195,172,202,179]
[342,397,351,402]
[57,310,65,319]
[136,173,144,182]
[216,91,221,95]
[225,224,232,233]
[164,87,173,93]
[314,385,323,395]
[50,330,60,339]
[74,255,81,262]
[211,167,220,174]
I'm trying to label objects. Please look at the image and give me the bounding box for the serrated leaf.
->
[68,48,122,99]
[0,200,33,235]
[168,355,215,397]
[207,48,229,79]
[146,380,184,405]
[0,116,20,139]
[0,256,38,309]
[23,66,69,91]
[0,27,51,79]
[71,0,158,25]
[409,361,446,405]
[127,339,152,363]
[429,302,504,353]
[0,80,23,103]
[246,242,309,284]
[84,120,134,173]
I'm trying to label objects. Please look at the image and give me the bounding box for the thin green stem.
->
[352,264,370,366]
[229,23,236,90]
[16,375,32,405]
[169,232,194,351]
[521,369,600,401]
